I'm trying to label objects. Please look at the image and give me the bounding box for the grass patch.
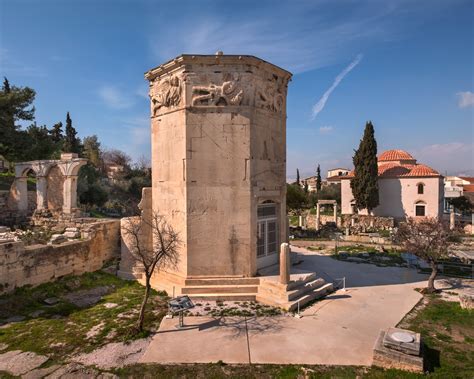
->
[398,295,474,377]
[0,271,168,362]
[112,363,426,378]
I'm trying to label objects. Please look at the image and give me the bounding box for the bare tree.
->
[395,217,456,293]
[122,212,180,331]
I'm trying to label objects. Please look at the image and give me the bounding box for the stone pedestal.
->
[373,328,423,373]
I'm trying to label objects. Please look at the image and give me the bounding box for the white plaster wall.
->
[341,177,443,219]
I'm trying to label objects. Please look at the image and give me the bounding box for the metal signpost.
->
[168,295,195,329]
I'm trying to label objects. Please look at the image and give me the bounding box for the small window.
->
[417,183,424,195]
[415,204,425,217]
[257,203,276,218]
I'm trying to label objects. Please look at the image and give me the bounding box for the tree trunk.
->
[137,275,151,331]
[427,260,438,293]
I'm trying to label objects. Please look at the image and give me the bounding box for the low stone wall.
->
[0,219,120,294]
[341,214,395,231]
[340,234,392,245]
[304,214,341,228]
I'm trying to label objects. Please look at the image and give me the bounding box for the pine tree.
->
[50,122,63,143]
[316,164,322,192]
[63,112,81,153]
[296,168,300,186]
[0,77,36,162]
[350,121,379,214]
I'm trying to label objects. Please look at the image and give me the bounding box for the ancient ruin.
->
[120,53,333,309]
[7,153,87,220]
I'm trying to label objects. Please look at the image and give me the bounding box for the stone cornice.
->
[145,54,292,82]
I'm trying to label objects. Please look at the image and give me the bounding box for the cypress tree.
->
[351,121,379,214]
[63,112,80,153]
[296,168,300,186]
[316,164,322,192]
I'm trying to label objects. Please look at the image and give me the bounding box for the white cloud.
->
[149,1,453,75]
[457,91,474,108]
[319,126,334,134]
[414,142,474,175]
[98,85,134,109]
[311,54,363,120]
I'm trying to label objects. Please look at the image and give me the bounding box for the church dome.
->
[378,149,415,162]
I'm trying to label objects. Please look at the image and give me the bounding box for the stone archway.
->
[12,153,87,216]
[315,199,338,230]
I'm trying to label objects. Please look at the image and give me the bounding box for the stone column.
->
[36,176,48,210]
[15,177,28,212]
[298,215,303,228]
[62,175,79,214]
[280,243,290,284]
[450,211,455,230]
[315,204,320,230]
[333,203,338,223]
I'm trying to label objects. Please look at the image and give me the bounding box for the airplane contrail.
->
[311,53,363,120]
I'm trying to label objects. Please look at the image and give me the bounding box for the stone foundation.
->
[0,219,120,294]
[372,329,424,373]
[341,214,395,232]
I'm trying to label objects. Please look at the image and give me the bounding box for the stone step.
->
[185,277,260,286]
[188,293,257,301]
[287,278,327,301]
[257,283,334,312]
[258,277,326,303]
[288,283,334,311]
[182,284,259,295]
[260,272,317,292]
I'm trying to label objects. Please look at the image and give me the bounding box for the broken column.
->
[279,243,290,284]
[315,204,320,230]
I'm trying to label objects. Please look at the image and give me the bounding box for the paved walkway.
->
[141,247,427,365]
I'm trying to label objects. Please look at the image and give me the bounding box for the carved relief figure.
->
[192,73,243,106]
[256,82,285,113]
[151,75,182,115]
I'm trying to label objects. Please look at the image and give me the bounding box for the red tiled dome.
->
[378,149,415,162]
[406,164,440,177]
[378,163,411,177]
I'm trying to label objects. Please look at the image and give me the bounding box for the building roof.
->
[378,149,415,162]
[344,163,441,179]
[463,184,474,193]
[459,177,474,184]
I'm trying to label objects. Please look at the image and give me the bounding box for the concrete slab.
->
[140,317,251,364]
[140,248,426,365]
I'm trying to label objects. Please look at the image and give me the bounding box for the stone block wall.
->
[341,214,395,231]
[0,219,120,294]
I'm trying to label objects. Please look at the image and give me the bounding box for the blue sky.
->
[1,0,473,178]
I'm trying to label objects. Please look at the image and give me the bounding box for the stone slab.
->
[383,327,420,356]
[0,350,49,376]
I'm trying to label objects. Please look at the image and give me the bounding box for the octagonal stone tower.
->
[145,53,292,289]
